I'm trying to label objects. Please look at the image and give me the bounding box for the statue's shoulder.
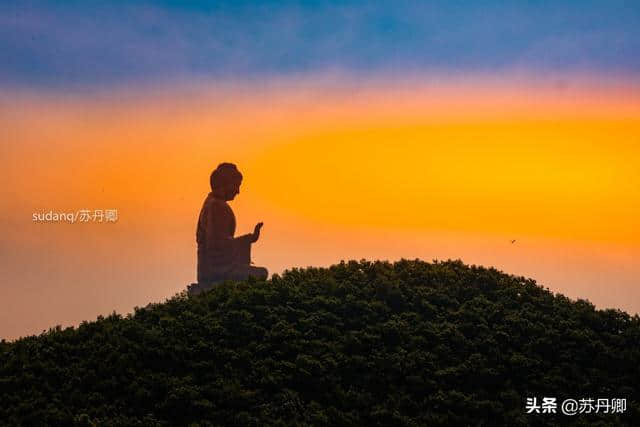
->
[202,193,221,207]
[204,196,232,215]
[210,197,229,208]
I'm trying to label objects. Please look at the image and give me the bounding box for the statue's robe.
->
[196,192,267,284]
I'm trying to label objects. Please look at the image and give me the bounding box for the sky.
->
[1,1,640,340]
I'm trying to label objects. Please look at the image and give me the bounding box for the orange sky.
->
[1,77,639,340]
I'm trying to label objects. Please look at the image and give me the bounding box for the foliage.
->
[1,259,638,426]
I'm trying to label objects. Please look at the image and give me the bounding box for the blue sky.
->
[2,0,640,88]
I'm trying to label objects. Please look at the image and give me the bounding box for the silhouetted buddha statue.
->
[189,163,268,295]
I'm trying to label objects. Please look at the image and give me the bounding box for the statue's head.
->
[210,162,243,201]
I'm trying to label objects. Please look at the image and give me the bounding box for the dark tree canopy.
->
[1,259,638,426]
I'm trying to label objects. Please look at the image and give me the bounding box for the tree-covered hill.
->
[1,259,638,426]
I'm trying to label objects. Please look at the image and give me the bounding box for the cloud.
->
[1,1,639,88]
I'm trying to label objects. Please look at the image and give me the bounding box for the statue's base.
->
[187,282,218,296]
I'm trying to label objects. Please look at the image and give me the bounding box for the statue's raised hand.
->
[251,222,263,243]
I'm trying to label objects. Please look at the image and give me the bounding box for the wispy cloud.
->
[1,1,639,88]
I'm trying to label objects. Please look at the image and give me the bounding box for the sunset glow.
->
[2,78,639,339]
[2,0,640,340]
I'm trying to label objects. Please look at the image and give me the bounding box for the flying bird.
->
[510,240,516,244]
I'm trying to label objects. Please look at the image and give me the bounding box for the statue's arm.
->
[236,223,262,244]
[235,233,254,245]
[205,203,256,257]
[204,203,234,248]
